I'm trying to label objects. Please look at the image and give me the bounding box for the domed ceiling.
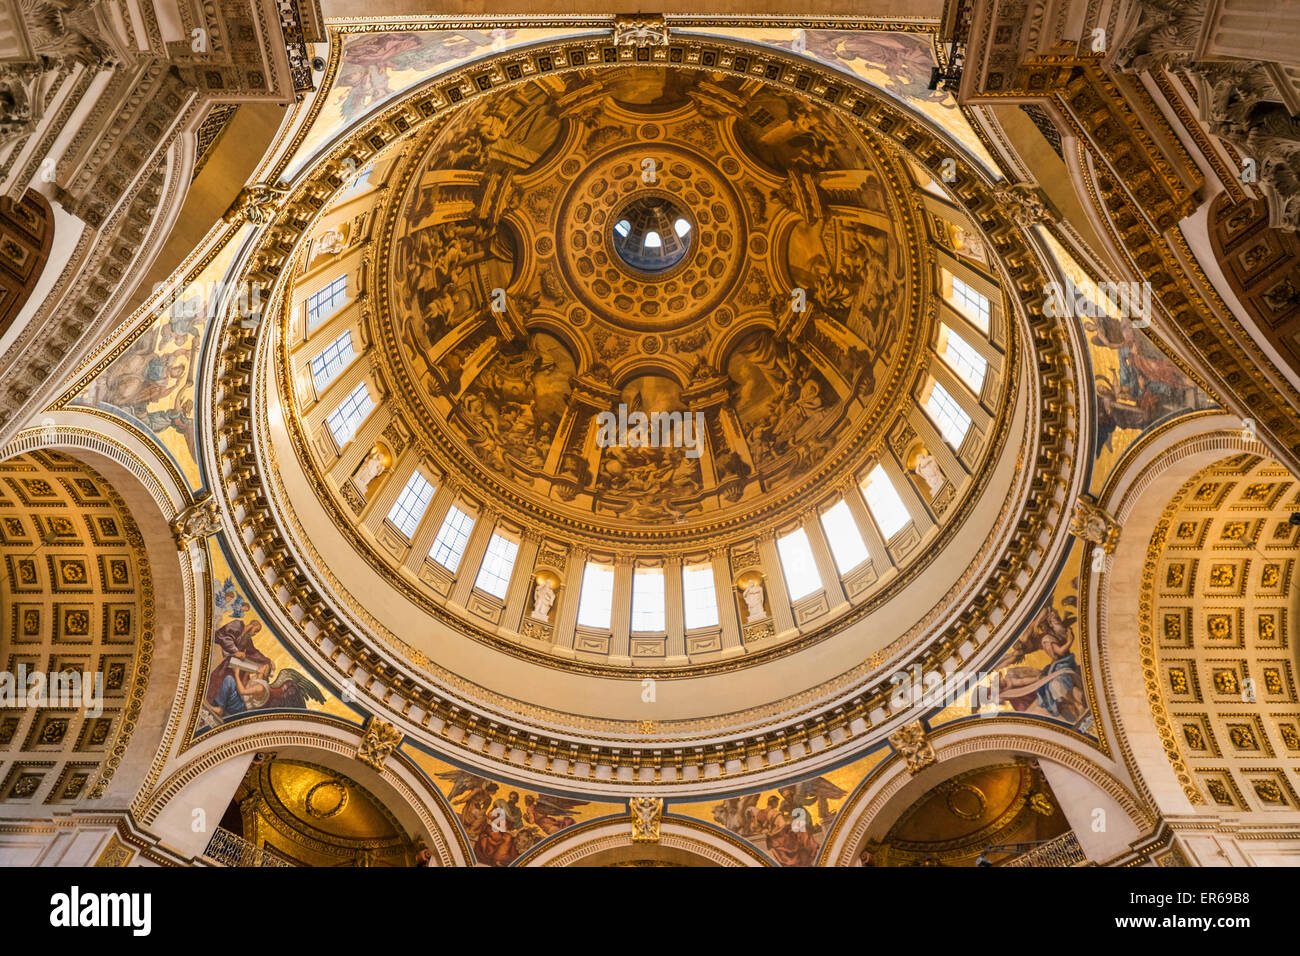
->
[376,66,923,535]
[210,34,1082,791]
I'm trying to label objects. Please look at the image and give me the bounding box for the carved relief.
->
[888,720,937,775]
[629,795,664,842]
[356,717,403,771]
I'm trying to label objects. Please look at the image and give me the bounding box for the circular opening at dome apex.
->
[611,195,693,274]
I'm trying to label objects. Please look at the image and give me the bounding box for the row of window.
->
[362,459,922,633]
[298,259,998,637]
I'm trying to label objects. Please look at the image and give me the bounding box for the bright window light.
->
[673,218,691,237]
[429,506,475,571]
[630,567,666,632]
[860,464,910,539]
[947,273,990,333]
[682,563,719,629]
[386,471,435,539]
[614,219,631,237]
[820,500,870,572]
[326,382,373,447]
[474,533,519,599]
[306,275,348,331]
[777,528,822,601]
[577,562,615,630]
[924,380,973,448]
[310,329,357,392]
[644,230,662,248]
[938,323,988,394]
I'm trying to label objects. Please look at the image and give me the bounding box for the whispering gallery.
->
[1,0,1300,875]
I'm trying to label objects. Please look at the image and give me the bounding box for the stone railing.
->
[202,827,295,867]
[1001,830,1087,867]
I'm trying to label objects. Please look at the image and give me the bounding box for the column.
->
[449,507,497,607]
[609,556,634,658]
[713,549,743,652]
[664,555,685,657]
[501,531,541,631]
[801,508,848,612]
[551,546,588,649]
[363,451,418,535]
[404,477,459,573]
[756,532,797,637]
[840,478,894,574]
[330,406,391,489]
[878,453,936,536]
[909,406,965,485]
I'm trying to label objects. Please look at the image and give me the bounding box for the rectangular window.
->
[924,379,973,448]
[310,329,357,392]
[860,464,911,539]
[577,562,615,630]
[385,471,435,539]
[777,528,822,601]
[682,563,720,629]
[938,323,988,394]
[630,567,666,632]
[820,500,870,572]
[326,382,373,447]
[948,273,990,333]
[306,275,348,331]
[429,505,475,572]
[474,533,519,599]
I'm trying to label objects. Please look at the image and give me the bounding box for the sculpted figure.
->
[353,446,388,492]
[531,579,556,621]
[912,452,945,496]
[742,578,767,622]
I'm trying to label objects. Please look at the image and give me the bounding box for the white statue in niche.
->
[742,578,767,622]
[353,446,388,494]
[531,579,556,621]
[913,452,945,497]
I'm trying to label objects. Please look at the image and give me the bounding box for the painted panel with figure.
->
[402,746,623,866]
[195,541,350,738]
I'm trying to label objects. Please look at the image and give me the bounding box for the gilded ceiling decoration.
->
[1142,454,1300,810]
[371,65,924,535]
[208,31,1083,791]
[223,756,419,867]
[0,451,152,805]
[7,4,1300,870]
[863,760,1071,867]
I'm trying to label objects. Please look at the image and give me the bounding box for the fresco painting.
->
[289,29,584,176]
[932,541,1096,736]
[195,541,348,737]
[674,750,886,865]
[684,27,998,170]
[70,236,245,490]
[403,746,623,866]
[1041,233,1215,490]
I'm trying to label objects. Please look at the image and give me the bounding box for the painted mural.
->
[70,235,245,490]
[685,27,998,171]
[195,541,347,736]
[1041,233,1216,491]
[931,540,1096,736]
[675,749,886,866]
[402,746,623,866]
[289,28,587,176]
